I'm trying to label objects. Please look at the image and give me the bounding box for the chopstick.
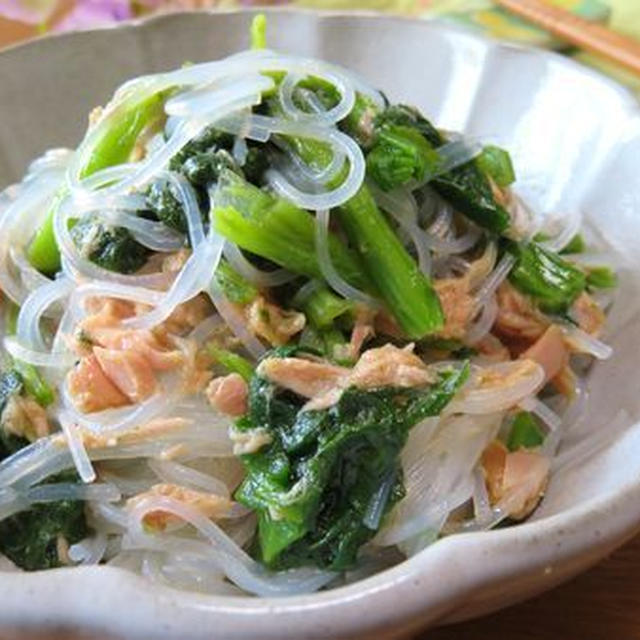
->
[494,0,640,75]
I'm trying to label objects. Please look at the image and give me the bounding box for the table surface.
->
[1,13,639,640]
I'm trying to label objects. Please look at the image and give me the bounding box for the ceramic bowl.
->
[0,9,639,640]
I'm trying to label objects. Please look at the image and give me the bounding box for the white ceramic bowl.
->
[1,10,639,639]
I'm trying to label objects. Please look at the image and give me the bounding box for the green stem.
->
[268,96,444,338]
[207,345,254,382]
[337,185,444,339]
[301,286,354,329]
[212,171,373,293]
[4,303,55,407]
[28,89,170,275]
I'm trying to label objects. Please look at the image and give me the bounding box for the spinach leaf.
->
[0,373,89,571]
[235,355,469,570]
[505,240,586,313]
[70,219,150,274]
[372,105,510,233]
[0,471,89,571]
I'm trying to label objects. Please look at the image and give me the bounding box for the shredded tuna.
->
[481,440,506,502]
[474,334,511,363]
[482,439,550,520]
[571,292,605,337]
[173,335,212,394]
[347,307,376,360]
[552,364,578,398]
[127,483,233,531]
[93,347,156,403]
[257,358,348,400]
[260,343,434,412]
[246,296,306,346]
[84,297,135,320]
[494,281,549,343]
[475,358,542,393]
[1,396,51,442]
[229,427,272,455]
[349,343,433,389]
[67,354,130,413]
[67,295,206,412]
[56,535,72,566]
[520,325,568,385]
[206,373,249,417]
[433,276,474,340]
[89,328,184,371]
[163,294,215,335]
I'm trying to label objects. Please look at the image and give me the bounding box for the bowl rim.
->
[1,9,639,637]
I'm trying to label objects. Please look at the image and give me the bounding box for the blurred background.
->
[1,0,639,92]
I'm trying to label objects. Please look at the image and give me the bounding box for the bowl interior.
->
[0,9,639,636]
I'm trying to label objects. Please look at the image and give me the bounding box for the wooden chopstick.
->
[494,0,640,75]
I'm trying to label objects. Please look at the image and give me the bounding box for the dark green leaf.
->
[234,354,468,570]
[0,471,89,571]
[505,241,586,313]
[476,145,516,188]
[70,219,150,274]
[559,233,586,255]
[371,105,510,233]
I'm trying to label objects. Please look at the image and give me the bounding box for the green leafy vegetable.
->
[340,92,381,148]
[0,471,89,571]
[145,180,190,233]
[368,105,511,233]
[81,92,169,179]
[505,241,586,313]
[207,345,254,382]
[4,302,55,408]
[300,286,354,329]
[70,219,150,274]
[507,411,545,451]
[585,265,618,290]
[213,258,259,305]
[212,170,373,292]
[251,13,267,50]
[366,125,440,192]
[12,361,55,408]
[263,92,444,338]
[235,355,469,570]
[28,89,170,275]
[337,185,444,338]
[559,233,586,255]
[0,328,87,570]
[242,145,270,185]
[298,326,351,364]
[476,145,516,188]
[181,149,238,187]
[169,126,234,172]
